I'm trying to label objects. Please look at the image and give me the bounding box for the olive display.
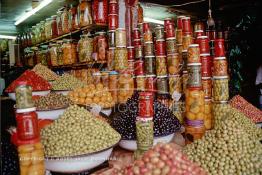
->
[184,106,262,175]
[34,93,72,110]
[32,63,59,81]
[51,74,86,90]
[41,105,121,157]
[111,92,181,140]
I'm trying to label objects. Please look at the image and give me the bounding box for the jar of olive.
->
[136,75,146,91]
[15,82,34,109]
[185,119,205,144]
[213,76,229,102]
[204,98,213,130]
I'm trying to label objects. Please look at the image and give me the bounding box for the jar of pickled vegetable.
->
[114,47,128,71]
[204,98,213,130]
[136,75,146,91]
[93,72,101,84]
[156,56,167,76]
[182,71,188,93]
[62,7,70,34]
[78,34,93,62]
[78,0,92,27]
[213,76,229,102]
[31,26,36,45]
[44,18,51,40]
[15,82,34,109]
[18,141,45,175]
[101,71,109,88]
[57,11,63,36]
[167,53,181,75]
[109,71,118,103]
[185,119,205,144]
[156,76,169,94]
[69,4,79,30]
[56,40,64,65]
[51,15,58,38]
[118,73,134,103]
[96,32,107,61]
[93,0,108,25]
[62,39,77,65]
[185,87,205,121]
[49,43,58,66]
[171,101,185,124]
[187,63,202,88]
[169,74,182,98]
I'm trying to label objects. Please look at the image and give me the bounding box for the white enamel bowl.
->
[119,133,175,151]
[36,107,67,120]
[52,90,71,96]
[8,90,50,101]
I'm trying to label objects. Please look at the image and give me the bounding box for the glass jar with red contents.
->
[57,11,63,36]
[137,3,143,24]
[69,4,79,31]
[96,31,108,61]
[93,0,108,25]
[51,15,58,38]
[138,92,154,117]
[78,0,93,27]
[62,7,70,34]
[109,0,118,14]
[16,107,39,141]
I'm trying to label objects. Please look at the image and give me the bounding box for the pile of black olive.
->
[111,92,182,140]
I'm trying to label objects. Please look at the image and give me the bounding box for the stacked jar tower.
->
[14,82,45,175]
[181,17,206,144]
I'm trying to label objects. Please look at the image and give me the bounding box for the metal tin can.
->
[128,60,135,75]
[108,30,116,47]
[114,47,128,71]
[196,36,210,54]
[202,77,212,98]
[169,74,182,96]
[139,92,154,117]
[109,1,118,14]
[143,31,153,43]
[116,28,126,47]
[194,30,204,38]
[213,76,229,101]
[200,54,212,77]
[135,59,145,76]
[135,45,143,58]
[145,75,156,93]
[213,57,228,76]
[156,75,169,94]
[164,18,174,26]
[166,37,177,54]
[167,53,181,75]
[155,39,166,56]
[127,46,135,60]
[206,30,216,41]
[187,63,202,88]
[182,17,191,33]
[108,14,118,30]
[133,28,141,39]
[177,16,185,29]
[155,25,165,40]
[214,39,225,57]
[157,94,170,107]
[156,56,167,76]
[182,50,188,71]
[182,71,188,93]
[136,75,146,91]
[133,39,142,46]
[176,29,183,44]
[165,24,175,38]
[187,44,200,63]
[144,42,154,56]
[144,56,156,75]
[182,35,192,50]
[107,47,115,70]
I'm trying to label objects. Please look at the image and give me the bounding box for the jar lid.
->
[156,39,165,42]
[109,71,118,75]
[187,63,201,66]
[166,37,176,41]
[214,57,226,60]
[96,31,106,35]
[16,107,36,113]
[127,46,134,49]
[182,70,188,74]
[200,53,210,57]
[213,76,229,79]
[157,75,168,78]
[177,15,186,19]
[145,74,156,78]
[189,44,199,47]
[202,77,211,80]
[195,30,203,32]
[144,41,153,44]
[182,50,188,53]
[164,17,173,20]
[144,55,155,58]
[182,16,191,20]
[197,35,208,39]
[108,14,118,16]
[108,30,116,32]
[136,75,146,78]
[156,55,166,58]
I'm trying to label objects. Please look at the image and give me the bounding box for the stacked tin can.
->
[212,38,229,127]
[135,92,154,159]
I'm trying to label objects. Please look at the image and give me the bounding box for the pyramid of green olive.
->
[41,105,121,157]
[184,107,262,175]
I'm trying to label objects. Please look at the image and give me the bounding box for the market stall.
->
[1,0,262,175]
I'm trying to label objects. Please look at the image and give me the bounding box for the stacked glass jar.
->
[212,39,229,127]
[135,92,154,159]
[78,32,93,63]
[14,82,45,175]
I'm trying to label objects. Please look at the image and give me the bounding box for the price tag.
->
[90,105,102,116]
[172,91,182,101]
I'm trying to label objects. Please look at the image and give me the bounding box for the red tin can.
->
[146,75,156,93]
[127,46,135,60]
[164,18,174,27]
[133,28,141,39]
[214,39,225,57]
[165,24,175,38]
[197,36,210,54]
[16,108,39,141]
[206,30,216,41]
[128,60,135,75]
[108,14,118,30]
[182,17,191,33]
[166,37,177,54]
[194,30,204,38]
[135,45,143,58]
[93,0,108,25]
[213,57,228,76]
[143,22,150,32]
[139,92,154,117]
[155,39,166,56]
[133,39,142,46]
[135,59,145,75]
[200,53,212,77]
[109,1,118,14]
[177,16,185,30]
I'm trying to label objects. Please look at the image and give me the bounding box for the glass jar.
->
[69,4,79,30]
[18,141,45,175]
[40,21,46,42]
[56,40,64,65]
[78,34,93,62]
[57,11,63,36]
[93,0,108,25]
[156,56,167,76]
[31,26,36,45]
[40,49,48,66]
[167,53,181,75]
[109,71,118,103]
[27,51,35,67]
[187,63,202,88]
[144,56,156,75]
[101,71,109,88]
[49,43,58,66]
[78,0,92,27]
[27,29,32,46]
[204,98,213,130]
[182,71,188,93]
[62,39,77,65]
[44,18,52,40]
[107,47,115,70]
[169,74,182,97]
[96,32,107,61]
[15,83,34,109]
[51,15,58,38]
[93,72,101,84]
[185,87,205,121]
[213,76,229,102]
[62,7,70,34]
[35,24,41,44]
[171,101,185,124]
[118,73,134,103]
[156,76,169,94]
[114,47,128,71]
[185,120,206,144]
[136,75,146,91]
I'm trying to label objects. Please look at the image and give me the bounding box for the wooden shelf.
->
[34,24,107,47]
[49,61,107,70]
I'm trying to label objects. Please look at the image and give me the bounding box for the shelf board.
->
[49,61,107,69]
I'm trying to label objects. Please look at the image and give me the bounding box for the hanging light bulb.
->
[207,0,215,28]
